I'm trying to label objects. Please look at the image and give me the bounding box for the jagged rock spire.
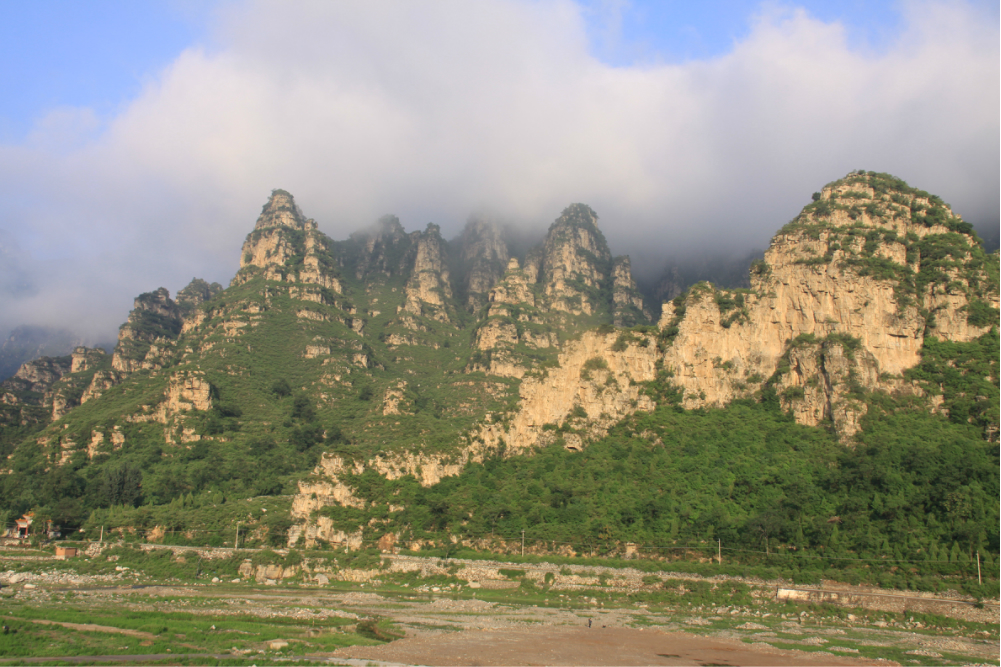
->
[455,216,510,312]
[254,189,316,231]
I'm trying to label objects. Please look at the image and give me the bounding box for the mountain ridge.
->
[0,171,996,560]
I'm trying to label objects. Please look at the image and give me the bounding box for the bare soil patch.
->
[335,625,888,666]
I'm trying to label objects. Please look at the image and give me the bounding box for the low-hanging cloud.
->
[0,0,997,341]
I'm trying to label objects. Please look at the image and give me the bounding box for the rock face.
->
[648,172,999,439]
[5,356,71,393]
[475,330,659,453]
[612,256,649,327]
[469,207,648,378]
[471,258,557,377]
[291,450,480,547]
[0,325,78,382]
[349,215,412,280]
[0,346,114,425]
[400,224,453,322]
[10,173,994,548]
[540,204,613,315]
[465,171,999,449]
[176,278,222,310]
[112,288,183,373]
[235,190,343,293]
[455,217,510,312]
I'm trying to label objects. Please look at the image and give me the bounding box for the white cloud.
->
[0,0,996,339]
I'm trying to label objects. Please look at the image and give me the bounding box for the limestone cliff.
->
[399,224,453,323]
[6,175,992,550]
[176,278,223,311]
[0,347,114,426]
[470,258,556,377]
[50,348,110,419]
[454,217,510,312]
[540,204,612,316]
[474,329,659,453]
[234,190,342,293]
[611,256,650,327]
[0,325,78,382]
[469,206,633,378]
[466,172,999,450]
[3,356,71,393]
[650,172,998,438]
[348,215,413,280]
[111,288,182,373]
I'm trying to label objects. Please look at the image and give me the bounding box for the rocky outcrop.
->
[291,449,483,547]
[1,348,112,422]
[612,256,649,327]
[400,224,452,323]
[176,278,222,311]
[80,370,120,405]
[112,288,183,373]
[3,356,71,394]
[349,215,413,280]
[455,217,510,312]
[640,172,998,442]
[254,189,311,231]
[382,381,408,415]
[0,325,78,382]
[466,172,999,451]
[540,204,612,315]
[470,258,557,377]
[774,338,885,439]
[475,330,659,453]
[70,347,106,374]
[234,191,343,293]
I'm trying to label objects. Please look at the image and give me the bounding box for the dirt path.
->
[335,626,888,666]
[2,615,157,640]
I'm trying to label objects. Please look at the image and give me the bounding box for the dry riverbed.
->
[0,546,996,666]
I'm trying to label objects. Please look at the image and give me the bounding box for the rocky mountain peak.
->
[237,192,342,293]
[611,256,649,327]
[400,223,453,322]
[254,189,316,231]
[349,215,412,280]
[541,204,613,315]
[0,325,78,381]
[176,278,223,311]
[112,288,183,373]
[455,216,510,311]
[133,288,178,318]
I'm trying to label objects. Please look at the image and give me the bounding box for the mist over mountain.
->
[0,1,996,349]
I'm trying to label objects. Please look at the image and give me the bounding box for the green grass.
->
[0,603,377,660]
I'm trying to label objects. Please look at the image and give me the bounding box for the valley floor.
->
[0,545,997,666]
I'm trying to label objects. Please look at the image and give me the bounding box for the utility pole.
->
[235,522,240,550]
[718,539,721,564]
[977,551,981,584]
[521,530,525,557]
[99,526,103,543]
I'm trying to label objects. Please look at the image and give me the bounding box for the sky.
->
[0,0,998,342]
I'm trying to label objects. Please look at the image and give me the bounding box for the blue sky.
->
[0,1,201,141]
[5,0,995,140]
[0,0,997,339]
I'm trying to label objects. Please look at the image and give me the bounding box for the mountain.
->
[0,325,81,381]
[0,173,997,563]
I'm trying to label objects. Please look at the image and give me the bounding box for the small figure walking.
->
[587,618,592,628]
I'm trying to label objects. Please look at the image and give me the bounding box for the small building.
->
[13,513,32,539]
[55,546,77,559]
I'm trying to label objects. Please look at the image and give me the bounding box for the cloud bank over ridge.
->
[1,0,997,340]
